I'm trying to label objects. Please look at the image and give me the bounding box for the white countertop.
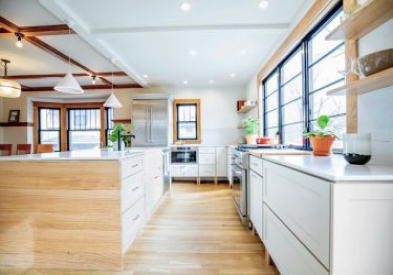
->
[0,148,148,161]
[263,154,393,182]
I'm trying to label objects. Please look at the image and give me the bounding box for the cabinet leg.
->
[214,176,218,185]
[265,250,273,266]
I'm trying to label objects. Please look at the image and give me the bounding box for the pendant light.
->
[103,72,122,108]
[54,23,83,94]
[0,59,21,98]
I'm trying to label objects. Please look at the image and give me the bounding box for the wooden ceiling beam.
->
[5,72,127,80]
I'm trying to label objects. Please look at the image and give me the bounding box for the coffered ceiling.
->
[0,0,314,92]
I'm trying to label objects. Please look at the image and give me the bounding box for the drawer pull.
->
[154,176,159,179]
[132,186,140,191]
[132,214,140,221]
[132,164,139,168]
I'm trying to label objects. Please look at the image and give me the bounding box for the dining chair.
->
[0,144,12,156]
[36,144,54,153]
[16,144,32,155]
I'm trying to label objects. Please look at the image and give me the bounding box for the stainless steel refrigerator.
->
[131,95,172,147]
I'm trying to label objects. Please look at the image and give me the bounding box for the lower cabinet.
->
[263,205,328,275]
[171,164,198,177]
[122,197,146,253]
[249,169,263,237]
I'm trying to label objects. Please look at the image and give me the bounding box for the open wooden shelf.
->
[326,67,393,96]
[237,105,256,113]
[326,0,393,41]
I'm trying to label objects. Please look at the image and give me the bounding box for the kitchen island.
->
[0,149,162,271]
[261,155,393,275]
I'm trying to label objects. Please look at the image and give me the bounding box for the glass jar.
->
[343,133,372,165]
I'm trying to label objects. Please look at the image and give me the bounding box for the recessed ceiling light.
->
[209,80,214,84]
[230,73,236,78]
[259,0,269,9]
[189,49,198,56]
[240,49,247,55]
[142,74,148,78]
[180,2,191,11]
[183,80,189,85]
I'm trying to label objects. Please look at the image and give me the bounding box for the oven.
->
[171,146,198,164]
[231,149,248,220]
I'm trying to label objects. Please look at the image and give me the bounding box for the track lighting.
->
[15,32,24,48]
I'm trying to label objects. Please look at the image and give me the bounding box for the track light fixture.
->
[15,32,24,48]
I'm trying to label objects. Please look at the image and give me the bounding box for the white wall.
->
[357,19,393,164]
[0,86,246,148]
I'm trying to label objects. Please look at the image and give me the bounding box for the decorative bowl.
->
[358,48,393,77]
[256,137,273,144]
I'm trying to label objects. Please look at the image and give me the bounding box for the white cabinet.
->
[198,146,216,179]
[264,161,330,268]
[215,146,227,178]
[249,155,263,238]
[171,164,198,177]
[263,206,328,275]
[144,149,164,217]
[227,146,235,186]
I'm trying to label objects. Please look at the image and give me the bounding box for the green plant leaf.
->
[316,115,329,130]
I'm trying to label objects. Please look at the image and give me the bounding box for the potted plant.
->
[108,123,135,149]
[304,115,337,156]
[242,118,259,144]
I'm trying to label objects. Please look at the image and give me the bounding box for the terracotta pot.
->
[245,134,257,144]
[310,136,335,156]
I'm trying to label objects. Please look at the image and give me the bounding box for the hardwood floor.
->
[0,183,279,275]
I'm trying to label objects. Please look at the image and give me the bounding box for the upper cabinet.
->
[325,0,393,96]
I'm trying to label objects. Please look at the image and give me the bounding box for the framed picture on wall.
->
[8,110,20,123]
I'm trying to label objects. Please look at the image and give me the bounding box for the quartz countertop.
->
[0,148,146,161]
[263,154,393,182]
[248,149,311,157]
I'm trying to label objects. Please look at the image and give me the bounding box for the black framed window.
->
[176,104,197,140]
[262,3,345,149]
[68,108,101,150]
[38,108,61,152]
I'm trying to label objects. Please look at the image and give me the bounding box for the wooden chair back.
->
[36,144,54,153]
[0,144,12,156]
[16,144,32,155]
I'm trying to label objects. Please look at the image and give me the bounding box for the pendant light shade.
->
[54,23,84,94]
[0,59,21,98]
[54,72,83,94]
[104,72,122,108]
[104,92,122,108]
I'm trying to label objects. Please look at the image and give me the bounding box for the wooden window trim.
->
[172,99,201,144]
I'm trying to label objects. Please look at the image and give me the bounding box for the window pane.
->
[265,71,278,96]
[265,109,278,129]
[178,105,196,121]
[282,123,304,146]
[282,50,302,83]
[282,99,303,125]
[40,131,60,151]
[309,84,346,119]
[282,75,303,104]
[69,109,100,130]
[266,127,278,138]
[40,109,60,130]
[178,122,197,139]
[265,93,278,112]
[309,11,343,64]
[69,131,101,151]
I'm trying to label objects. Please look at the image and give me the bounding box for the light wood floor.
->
[0,183,279,275]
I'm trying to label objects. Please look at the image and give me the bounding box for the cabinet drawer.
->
[263,205,328,275]
[199,147,215,154]
[199,165,215,177]
[121,156,144,178]
[122,171,145,212]
[249,155,263,175]
[171,165,198,177]
[122,197,145,253]
[199,153,216,165]
[264,161,330,268]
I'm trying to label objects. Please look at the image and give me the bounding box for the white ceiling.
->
[0,0,314,90]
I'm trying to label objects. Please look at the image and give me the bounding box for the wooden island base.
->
[0,153,144,271]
